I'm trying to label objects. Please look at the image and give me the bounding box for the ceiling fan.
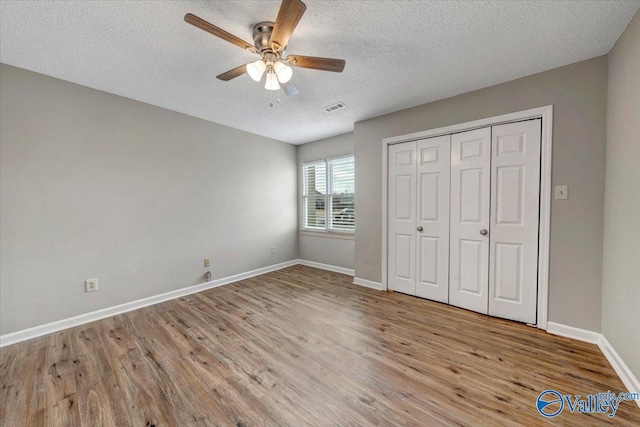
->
[184,0,345,96]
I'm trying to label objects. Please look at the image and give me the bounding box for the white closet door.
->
[449,128,491,314]
[388,142,417,295]
[489,120,541,324]
[415,135,450,303]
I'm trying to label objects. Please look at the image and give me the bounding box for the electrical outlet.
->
[204,258,211,268]
[85,278,98,293]
[271,246,277,254]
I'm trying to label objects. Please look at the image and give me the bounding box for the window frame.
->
[301,155,355,235]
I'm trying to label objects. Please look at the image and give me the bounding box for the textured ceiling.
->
[1,1,638,144]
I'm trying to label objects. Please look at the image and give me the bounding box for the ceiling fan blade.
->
[285,55,345,73]
[281,80,299,96]
[216,64,249,81]
[185,13,256,52]
[269,0,307,51]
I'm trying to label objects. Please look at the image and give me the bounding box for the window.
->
[302,156,355,233]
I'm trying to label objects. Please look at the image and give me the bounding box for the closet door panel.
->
[388,142,417,295]
[489,120,541,324]
[415,135,450,303]
[449,128,491,314]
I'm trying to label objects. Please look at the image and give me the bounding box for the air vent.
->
[322,102,346,113]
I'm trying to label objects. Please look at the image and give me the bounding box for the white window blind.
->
[302,161,327,229]
[302,156,355,233]
[328,156,355,231]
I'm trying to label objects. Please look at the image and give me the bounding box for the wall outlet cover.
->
[85,278,98,292]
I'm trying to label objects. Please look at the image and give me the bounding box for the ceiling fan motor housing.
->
[252,21,278,54]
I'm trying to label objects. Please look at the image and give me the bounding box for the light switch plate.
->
[555,185,568,200]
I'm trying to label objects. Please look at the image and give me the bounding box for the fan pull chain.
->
[269,88,281,108]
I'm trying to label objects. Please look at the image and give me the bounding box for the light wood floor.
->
[1,265,638,426]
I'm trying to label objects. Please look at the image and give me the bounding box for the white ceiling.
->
[1,1,638,144]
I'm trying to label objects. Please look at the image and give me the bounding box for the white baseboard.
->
[296,260,386,292]
[352,277,384,291]
[546,321,601,344]
[546,322,640,407]
[297,259,354,276]
[598,335,640,399]
[0,259,298,348]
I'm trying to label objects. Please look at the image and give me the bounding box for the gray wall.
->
[0,64,298,335]
[354,56,608,332]
[602,12,640,376]
[297,133,354,270]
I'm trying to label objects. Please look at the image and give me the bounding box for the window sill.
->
[299,230,355,240]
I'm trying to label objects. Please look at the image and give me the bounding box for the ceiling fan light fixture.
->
[247,59,266,82]
[265,71,280,90]
[274,61,293,83]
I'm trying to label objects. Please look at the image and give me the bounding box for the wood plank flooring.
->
[1,265,638,426]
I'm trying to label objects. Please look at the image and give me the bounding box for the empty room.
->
[1,0,639,425]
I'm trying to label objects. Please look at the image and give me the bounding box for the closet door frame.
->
[381,105,553,330]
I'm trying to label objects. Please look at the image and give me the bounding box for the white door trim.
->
[381,105,553,330]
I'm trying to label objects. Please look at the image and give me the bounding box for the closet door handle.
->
[417,226,423,232]
[480,229,488,236]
